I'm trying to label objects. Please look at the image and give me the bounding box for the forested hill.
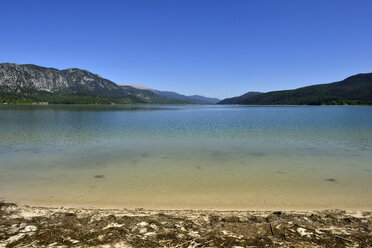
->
[218,73,372,105]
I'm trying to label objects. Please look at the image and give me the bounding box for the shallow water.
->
[0,104,371,210]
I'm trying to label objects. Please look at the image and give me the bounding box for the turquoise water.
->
[0,104,371,210]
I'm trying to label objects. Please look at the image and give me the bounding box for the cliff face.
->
[0,63,124,98]
[0,63,186,104]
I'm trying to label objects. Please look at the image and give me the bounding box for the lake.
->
[0,104,371,210]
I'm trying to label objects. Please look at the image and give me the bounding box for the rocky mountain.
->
[218,73,372,105]
[0,63,183,104]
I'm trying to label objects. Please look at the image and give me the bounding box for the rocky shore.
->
[1,202,371,247]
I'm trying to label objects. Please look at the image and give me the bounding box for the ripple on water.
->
[249,152,267,157]
[1,105,372,209]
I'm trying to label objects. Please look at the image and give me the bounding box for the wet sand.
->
[1,202,371,247]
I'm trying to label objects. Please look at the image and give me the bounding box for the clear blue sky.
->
[1,0,371,99]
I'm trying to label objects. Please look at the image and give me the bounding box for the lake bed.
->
[0,105,371,210]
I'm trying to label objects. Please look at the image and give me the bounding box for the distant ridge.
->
[218,73,372,105]
[124,84,154,90]
[126,84,220,104]
[218,92,262,104]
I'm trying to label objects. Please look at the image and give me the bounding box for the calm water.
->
[0,104,371,210]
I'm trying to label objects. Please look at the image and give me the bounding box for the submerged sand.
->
[1,202,371,247]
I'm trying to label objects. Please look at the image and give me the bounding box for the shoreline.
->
[6,200,372,212]
[2,102,372,106]
[1,202,371,247]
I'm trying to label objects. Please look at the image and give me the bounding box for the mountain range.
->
[1,63,371,105]
[125,84,220,104]
[218,73,372,105]
[0,63,218,104]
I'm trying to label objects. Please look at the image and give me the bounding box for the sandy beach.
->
[1,201,371,247]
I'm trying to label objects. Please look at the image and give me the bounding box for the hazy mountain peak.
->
[123,84,220,104]
[124,84,154,90]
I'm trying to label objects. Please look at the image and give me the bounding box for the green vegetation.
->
[219,73,372,105]
[0,87,138,104]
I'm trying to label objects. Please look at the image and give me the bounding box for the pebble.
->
[21,225,37,233]
[137,221,148,227]
[297,227,313,237]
